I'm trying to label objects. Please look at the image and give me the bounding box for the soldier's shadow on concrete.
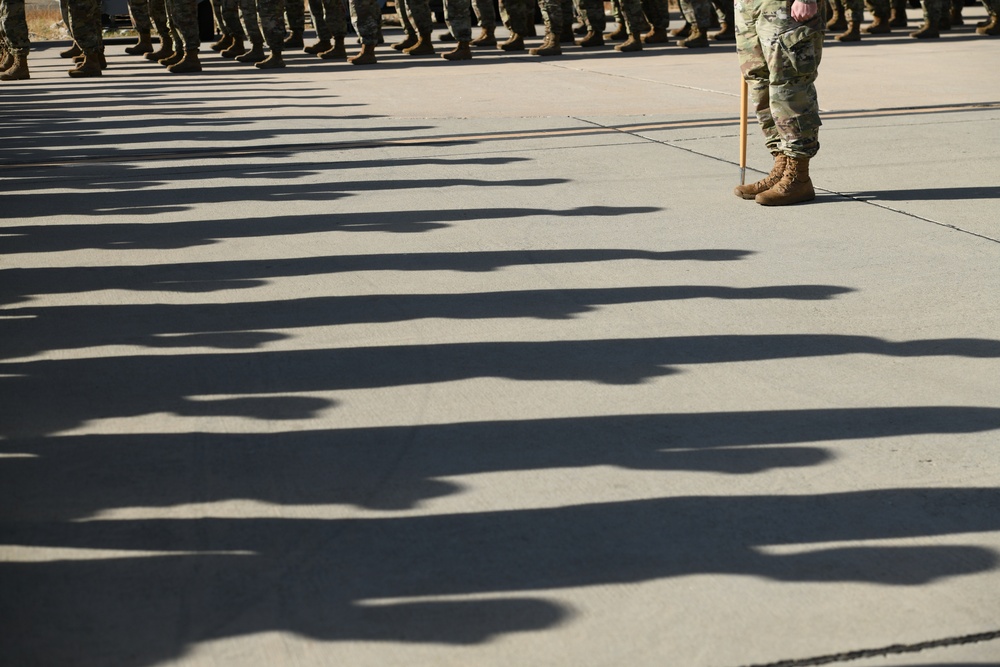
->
[4,333,1000,437]
[2,205,660,253]
[4,406,1000,518]
[2,484,999,667]
[848,186,1000,202]
[0,247,751,305]
[1,283,854,358]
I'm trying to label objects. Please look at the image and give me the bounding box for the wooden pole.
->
[739,77,748,186]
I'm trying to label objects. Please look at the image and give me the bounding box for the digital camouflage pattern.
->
[736,0,824,158]
[1,0,30,52]
[641,0,671,30]
[257,0,288,48]
[147,0,169,41]
[349,0,381,43]
[536,0,563,34]
[499,0,530,35]
[127,0,153,33]
[396,0,433,35]
[472,0,496,29]
[164,0,200,49]
[678,0,714,28]
[442,0,473,40]
[576,0,607,33]
[239,0,264,45]
[285,0,304,32]
[308,0,346,40]
[617,0,650,33]
[66,0,103,50]
[219,0,247,40]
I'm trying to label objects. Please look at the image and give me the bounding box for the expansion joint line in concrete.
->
[740,628,1000,667]
[579,117,1000,247]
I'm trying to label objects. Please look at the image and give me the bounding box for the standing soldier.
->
[144,0,175,61]
[125,0,155,54]
[470,0,498,45]
[64,0,104,76]
[497,0,530,49]
[640,0,672,43]
[347,0,380,63]
[734,0,825,205]
[440,0,474,58]
[910,0,943,36]
[303,0,348,58]
[529,0,565,55]
[675,0,713,46]
[0,0,31,81]
[159,0,203,71]
[256,0,289,67]
[284,0,305,47]
[392,0,436,56]
[235,0,267,62]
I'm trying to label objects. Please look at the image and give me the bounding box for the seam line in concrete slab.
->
[740,629,1000,667]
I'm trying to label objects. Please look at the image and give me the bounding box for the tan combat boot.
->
[471,26,497,46]
[236,43,266,62]
[499,32,525,50]
[836,21,861,40]
[678,24,709,47]
[392,32,418,50]
[168,50,202,72]
[61,43,83,58]
[755,156,815,206]
[889,0,908,26]
[404,31,435,55]
[529,31,562,55]
[221,37,246,57]
[910,19,940,37]
[734,153,787,200]
[283,29,304,49]
[604,23,628,40]
[125,30,154,54]
[160,49,184,66]
[442,40,472,60]
[977,14,1000,34]
[319,36,347,59]
[146,35,173,61]
[615,32,643,51]
[305,38,332,54]
[211,34,233,51]
[710,22,735,40]
[0,52,30,81]
[862,13,891,33]
[670,21,690,37]
[255,49,286,68]
[577,30,604,46]
[826,7,847,29]
[68,52,102,77]
[349,43,377,65]
[642,26,670,43]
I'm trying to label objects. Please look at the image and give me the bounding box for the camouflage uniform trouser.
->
[443,0,473,39]
[146,0,169,39]
[397,0,433,35]
[1,0,30,53]
[678,0,713,28]
[641,0,671,30]
[165,0,200,49]
[576,0,606,31]
[829,0,889,22]
[65,0,103,51]
[127,0,153,31]
[536,0,562,34]
[349,0,380,43]
[309,0,346,39]
[217,0,247,39]
[499,0,530,34]
[736,0,824,158]
[240,0,264,45]
[472,0,496,29]
[258,0,287,48]
[286,0,304,31]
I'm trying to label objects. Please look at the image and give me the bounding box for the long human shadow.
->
[2,156,532,192]
[0,284,853,358]
[1,487,998,667]
[846,186,1000,202]
[2,206,660,253]
[0,248,750,305]
[3,407,999,519]
[3,177,567,219]
[3,334,1000,437]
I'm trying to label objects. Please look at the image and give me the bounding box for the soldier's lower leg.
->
[835,0,862,38]
[606,0,628,37]
[710,0,734,38]
[283,0,305,46]
[677,0,711,46]
[911,0,941,36]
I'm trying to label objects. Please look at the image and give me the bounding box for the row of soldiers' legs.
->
[7,0,998,82]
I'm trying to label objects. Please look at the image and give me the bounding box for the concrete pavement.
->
[2,15,1000,667]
